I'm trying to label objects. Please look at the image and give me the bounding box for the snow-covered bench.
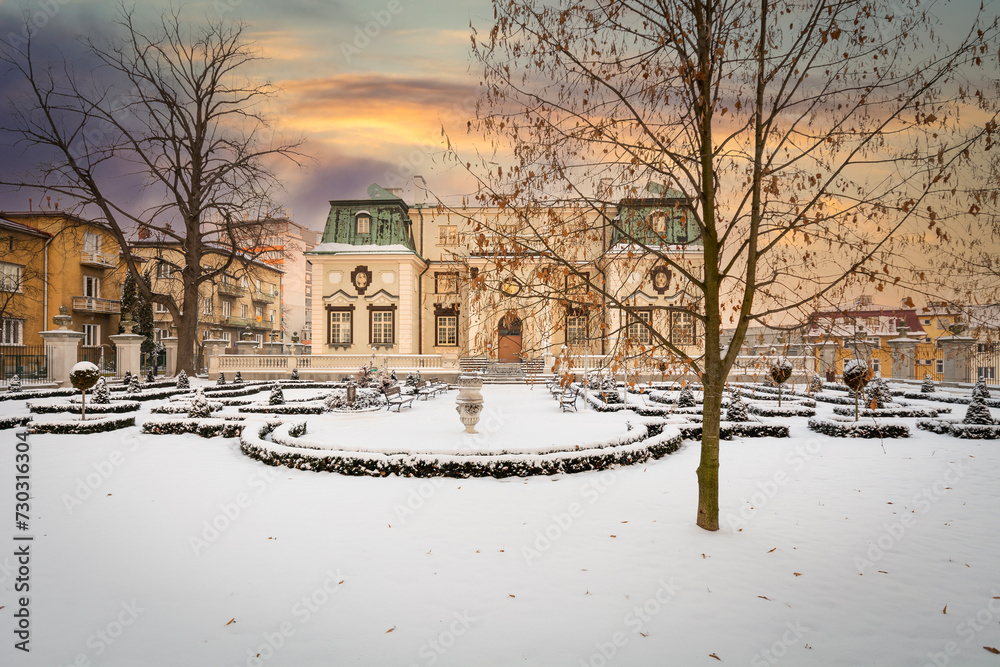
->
[384,386,415,412]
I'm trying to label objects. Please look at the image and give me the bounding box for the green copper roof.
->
[320,183,416,251]
[611,193,701,246]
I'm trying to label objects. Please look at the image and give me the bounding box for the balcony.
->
[252,290,277,304]
[72,296,121,314]
[218,282,245,297]
[224,316,272,330]
[80,250,118,269]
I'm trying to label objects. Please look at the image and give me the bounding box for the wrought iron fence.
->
[1,344,51,386]
[78,346,117,377]
[970,343,999,384]
[139,349,167,377]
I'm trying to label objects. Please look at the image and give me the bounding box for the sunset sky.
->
[0,0,493,229]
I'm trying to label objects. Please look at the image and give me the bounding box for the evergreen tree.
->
[290,368,300,381]
[233,371,243,384]
[7,374,20,393]
[973,377,991,399]
[119,269,155,354]
[127,374,142,394]
[176,369,189,389]
[921,373,936,393]
[963,392,994,425]
[269,382,284,405]
[217,372,227,386]
[865,377,894,409]
[726,391,748,422]
[187,388,212,418]
[677,386,697,408]
[92,377,111,404]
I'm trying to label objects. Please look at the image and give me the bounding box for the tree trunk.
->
[176,278,201,376]
[80,390,86,421]
[697,376,722,531]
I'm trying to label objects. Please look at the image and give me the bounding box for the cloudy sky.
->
[0,0,493,229]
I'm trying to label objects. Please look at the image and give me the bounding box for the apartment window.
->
[255,306,264,320]
[671,312,696,346]
[438,225,458,245]
[82,323,100,347]
[157,262,175,279]
[221,331,231,342]
[566,315,587,345]
[328,310,352,345]
[936,359,944,374]
[84,275,100,298]
[435,272,458,294]
[241,276,249,289]
[83,231,102,255]
[356,213,371,235]
[202,297,212,315]
[222,301,232,318]
[241,304,249,318]
[269,310,276,324]
[155,302,168,313]
[0,262,23,292]
[436,315,458,346]
[872,359,881,374]
[1,318,23,345]
[978,367,996,380]
[371,309,394,345]
[923,319,932,326]
[628,310,652,345]
[256,279,262,292]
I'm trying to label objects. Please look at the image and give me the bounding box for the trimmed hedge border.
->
[916,419,1000,439]
[0,388,76,403]
[241,420,683,478]
[109,379,177,391]
[0,416,31,429]
[141,418,245,438]
[807,418,909,438]
[27,415,135,434]
[831,406,947,418]
[677,421,790,440]
[747,404,816,417]
[150,402,224,414]
[28,401,141,415]
[237,404,327,415]
[903,392,1000,408]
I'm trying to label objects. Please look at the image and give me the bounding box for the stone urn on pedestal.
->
[455,374,484,434]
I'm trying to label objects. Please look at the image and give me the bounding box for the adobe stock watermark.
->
[339,0,411,63]
[56,600,145,667]
[232,568,344,667]
[579,577,679,666]
[750,620,810,666]
[61,435,142,513]
[3,0,72,49]
[392,406,505,525]
[854,459,965,573]
[189,467,280,556]
[406,610,477,666]
[922,588,1000,667]
[725,438,822,531]
[522,468,618,565]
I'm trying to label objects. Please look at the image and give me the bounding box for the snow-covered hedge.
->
[150,402,224,414]
[242,420,684,478]
[237,404,326,415]
[0,388,76,403]
[27,415,136,434]
[916,420,1000,439]
[807,418,909,438]
[141,418,245,438]
[677,421,790,440]
[747,404,816,417]
[28,401,141,415]
[831,406,946,418]
[903,392,1000,408]
[0,416,31,429]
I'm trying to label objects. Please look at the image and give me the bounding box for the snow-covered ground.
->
[1,383,999,666]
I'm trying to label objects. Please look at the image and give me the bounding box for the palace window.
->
[356,213,371,235]
[567,315,587,345]
[436,272,459,294]
[649,211,667,233]
[328,310,352,345]
[436,315,458,346]
[371,309,394,345]
[671,311,695,346]
[439,225,458,245]
[628,310,652,345]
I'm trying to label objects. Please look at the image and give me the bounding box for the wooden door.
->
[498,314,522,362]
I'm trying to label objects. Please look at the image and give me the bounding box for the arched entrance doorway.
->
[497,312,523,362]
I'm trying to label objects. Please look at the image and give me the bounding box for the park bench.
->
[558,385,580,412]
[428,377,451,393]
[384,385,415,412]
[416,380,444,400]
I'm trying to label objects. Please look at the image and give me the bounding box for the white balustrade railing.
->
[208,353,448,377]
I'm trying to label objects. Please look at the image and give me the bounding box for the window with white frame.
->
[1,318,23,345]
[0,262,23,292]
[978,367,996,380]
[872,359,881,374]
[436,315,458,346]
[221,331,231,342]
[157,262,175,279]
[82,323,100,347]
[438,225,458,245]
[255,306,263,320]
[671,311,695,346]
[222,300,232,318]
[628,310,651,345]
[566,315,587,345]
[155,302,168,313]
[83,275,100,298]
[328,310,352,345]
[356,213,371,235]
[372,310,394,345]
[203,297,212,315]
[241,304,248,318]
[83,231,102,255]
[649,211,667,233]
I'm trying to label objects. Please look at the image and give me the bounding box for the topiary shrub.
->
[921,373,936,393]
[810,373,823,393]
[7,374,21,393]
[843,359,873,421]
[69,362,101,420]
[187,388,212,419]
[127,373,143,394]
[269,382,285,406]
[92,377,111,404]
[233,371,243,384]
[963,392,994,425]
[176,369,190,389]
[290,368,300,381]
[973,377,991,399]
[677,386,697,408]
[865,376,894,409]
[145,369,155,383]
[770,358,793,406]
[217,372,227,386]
[726,390,748,421]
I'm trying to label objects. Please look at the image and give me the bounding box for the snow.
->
[308,242,415,255]
[1,381,999,665]
[70,361,99,373]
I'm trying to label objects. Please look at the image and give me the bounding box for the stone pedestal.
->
[161,336,179,376]
[291,343,304,356]
[109,333,144,381]
[937,336,976,384]
[40,329,85,386]
[888,337,919,381]
[455,374,484,434]
[235,340,258,356]
[263,342,285,356]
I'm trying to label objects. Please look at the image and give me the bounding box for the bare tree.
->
[1,6,305,373]
[455,0,1000,529]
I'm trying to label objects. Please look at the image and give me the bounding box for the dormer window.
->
[649,211,667,233]
[356,213,371,235]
